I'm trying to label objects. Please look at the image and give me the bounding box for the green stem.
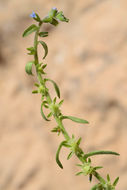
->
[55,117,70,141]
[34,29,39,65]
[34,23,52,105]
[37,72,44,84]
[46,93,52,104]
[92,171,106,184]
[33,22,106,186]
[75,150,86,163]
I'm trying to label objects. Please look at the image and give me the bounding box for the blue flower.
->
[30,11,36,18]
[52,7,57,11]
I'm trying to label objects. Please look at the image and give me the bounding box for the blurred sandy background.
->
[0,0,127,189]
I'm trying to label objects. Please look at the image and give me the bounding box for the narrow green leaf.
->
[23,24,38,37]
[34,13,41,22]
[34,83,39,87]
[94,166,103,171]
[77,137,82,146]
[39,32,48,37]
[53,97,57,103]
[59,99,64,106]
[113,177,119,186]
[25,61,34,75]
[28,52,34,55]
[41,103,50,121]
[42,64,47,69]
[27,47,35,55]
[45,78,60,98]
[107,174,110,182]
[88,158,91,163]
[43,104,49,108]
[32,90,38,94]
[51,127,58,133]
[84,150,120,159]
[61,116,89,124]
[43,101,48,104]
[27,47,35,51]
[76,172,83,176]
[51,129,57,133]
[56,141,67,169]
[39,41,48,59]
[63,144,71,148]
[67,151,73,160]
[89,174,92,182]
[47,112,52,118]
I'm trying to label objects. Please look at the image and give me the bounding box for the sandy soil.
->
[0,0,127,190]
